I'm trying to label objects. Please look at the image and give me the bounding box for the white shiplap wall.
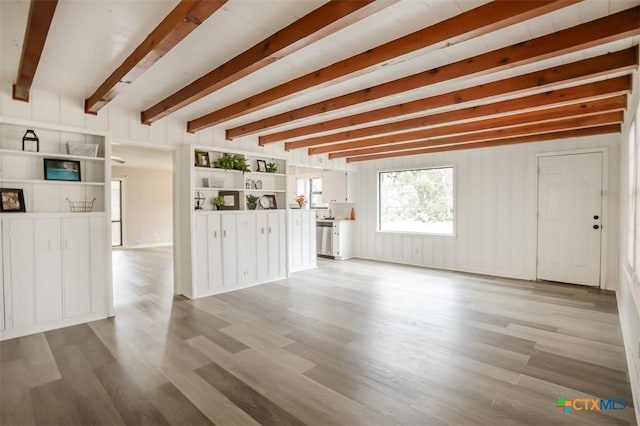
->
[352,133,620,289]
[0,79,348,171]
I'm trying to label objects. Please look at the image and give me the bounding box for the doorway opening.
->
[110,143,175,309]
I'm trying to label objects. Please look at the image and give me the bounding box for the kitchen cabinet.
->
[1,214,107,340]
[289,209,317,272]
[332,221,356,260]
[322,170,349,203]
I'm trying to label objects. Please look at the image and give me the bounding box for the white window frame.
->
[377,165,456,237]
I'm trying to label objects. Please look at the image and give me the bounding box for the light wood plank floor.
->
[1,247,636,425]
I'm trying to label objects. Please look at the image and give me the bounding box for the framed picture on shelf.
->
[0,188,26,212]
[195,150,210,167]
[256,159,267,172]
[260,194,277,209]
[43,158,81,181]
[218,191,240,210]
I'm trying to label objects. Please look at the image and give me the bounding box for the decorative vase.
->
[248,202,257,210]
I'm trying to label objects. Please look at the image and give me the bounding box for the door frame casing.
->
[535,147,609,289]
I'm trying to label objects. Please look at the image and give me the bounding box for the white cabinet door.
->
[256,213,269,282]
[62,218,91,318]
[5,218,36,328]
[289,211,302,270]
[194,215,209,296]
[221,215,238,288]
[207,214,223,293]
[322,171,348,203]
[267,211,285,279]
[301,210,312,266]
[34,218,63,323]
[89,217,106,314]
[237,214,257,286]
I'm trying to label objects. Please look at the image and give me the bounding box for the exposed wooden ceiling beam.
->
[345,124,621,163]
[331,110,623,159]
[12,0,59,102]
[85,0,227,115]
[260,48,637,145]
[315,98,626,157]
[185,0,579,133]
[140,0,395,125]
[287,76,630,149]
[226,6,640,138]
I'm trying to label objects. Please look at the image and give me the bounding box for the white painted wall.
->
[0,79,349,171]
[112,166,173,248]
[352,133,620,289]
[617,69,640,414]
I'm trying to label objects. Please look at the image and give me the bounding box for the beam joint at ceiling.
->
[334,111,623,161]
[345,125,622,163]
[13,0,59,103]
[140,0,396,125]
[226,5,639,139]
[278,48,636,151]
[186,0,579,133]
[84,0,227,115]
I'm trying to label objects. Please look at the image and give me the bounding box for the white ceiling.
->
[111,143,173,170]
[1,0,639,147]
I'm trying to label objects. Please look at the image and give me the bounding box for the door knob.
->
[593,225,600,230]
[593,215,599,220]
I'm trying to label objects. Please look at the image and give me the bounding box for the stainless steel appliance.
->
[317,221,333,257]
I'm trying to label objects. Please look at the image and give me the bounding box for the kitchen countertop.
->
[316,219,355,223]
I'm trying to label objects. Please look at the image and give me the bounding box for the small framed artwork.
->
[0,188,26,212]
[195,150,210,167]
[43,158,81,181]
[256,159,267,173]
[260,194,277,209]
[218,191,240,210]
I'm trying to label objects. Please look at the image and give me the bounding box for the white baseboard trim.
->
[0,312,108,341]
[120,242,173,250]
[354,255,534,282]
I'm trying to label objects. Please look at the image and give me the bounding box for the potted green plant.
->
[213,153,235,170]
[266,161,278,173]
[246,194,260,210]
[211,195,225,210]
[233,154,250,173]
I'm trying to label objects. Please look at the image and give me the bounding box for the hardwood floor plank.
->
[46,343,126,425]
[151,381,214,426]
[159,364,261,426]
[1,248,634,425]
[93,362,170,426]
[1,359,37,426]
[30,379,80,426]
[196,361,306,426]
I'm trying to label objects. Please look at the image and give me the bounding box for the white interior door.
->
[537,152,603,286]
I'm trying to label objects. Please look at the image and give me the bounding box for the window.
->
[310,177,324,208]
[379,167,454,235]
[111,180,122,246]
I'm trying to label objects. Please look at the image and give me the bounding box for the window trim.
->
[377,165,457,238]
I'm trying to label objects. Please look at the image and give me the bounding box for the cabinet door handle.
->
[261,227,265,234]
[268,227,272,234]
[213,230,217,239]
[223,230,227,238]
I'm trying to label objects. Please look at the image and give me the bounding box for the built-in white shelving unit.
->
[0,117,112,340]
[175,144,288,299]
